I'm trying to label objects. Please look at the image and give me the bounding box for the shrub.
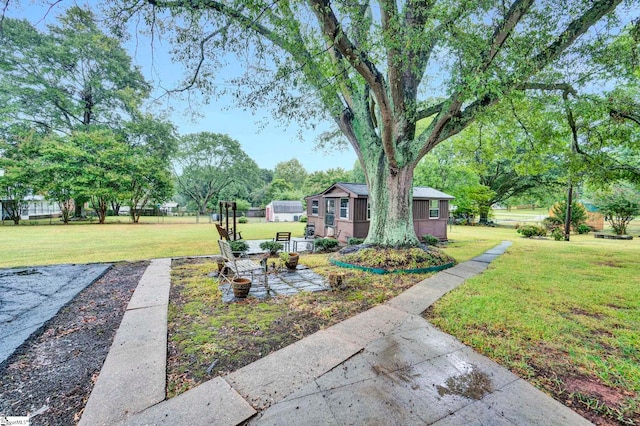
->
[593,183,640,235]
[299,215,307,223]
[550,200,587,231]
[348,237,365,246]
[422,234,440,246]
[259,241,283,255]
[542,216,563,231]
[238,216,248,224]
[577,224,591,234]
[314,238,340,252]
[229,239,249,253]
[516,225,547,238]
[551,228,565,241]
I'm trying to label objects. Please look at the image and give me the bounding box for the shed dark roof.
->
[268,200,305,213]
[323,182,454,200]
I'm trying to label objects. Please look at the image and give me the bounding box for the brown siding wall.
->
[353,198,368,221]
[307,194,450,242]
[413,200,428,219]
[306,195,324,237]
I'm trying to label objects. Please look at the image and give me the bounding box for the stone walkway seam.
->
[79,258,171,426]
[81,240,591,426]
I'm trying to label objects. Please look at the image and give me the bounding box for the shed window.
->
[429,200,440,218]
[340,199,349,219]
[311,200,319,216]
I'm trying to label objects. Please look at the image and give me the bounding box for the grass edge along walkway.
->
[429,235,640,425]
[82,241,590,426]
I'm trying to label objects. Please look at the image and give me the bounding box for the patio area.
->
[216,239,329,302]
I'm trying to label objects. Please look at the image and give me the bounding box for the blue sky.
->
[8,2,358,173]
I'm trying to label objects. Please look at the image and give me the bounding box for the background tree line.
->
[1,4,638,229]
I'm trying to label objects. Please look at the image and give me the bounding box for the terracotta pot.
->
[231,277,252,298]
[285,252,299,270]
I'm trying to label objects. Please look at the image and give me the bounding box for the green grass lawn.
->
[0,219,305,268]
[2,216,639,422]
[434,226,640,424]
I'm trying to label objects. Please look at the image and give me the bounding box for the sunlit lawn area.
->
[0,218,305,268]
[434,225,640,424]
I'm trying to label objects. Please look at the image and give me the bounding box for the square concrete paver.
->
[226,328,362,409]
[123,378,256,426]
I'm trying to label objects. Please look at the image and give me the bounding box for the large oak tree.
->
[110,0,636,246]
[174,132,259,218]
[1,6,176,220]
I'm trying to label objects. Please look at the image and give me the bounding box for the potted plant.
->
[231,277,252,298]
[229,240,249,257]
[279,251,299,270]
[260,241,283,256]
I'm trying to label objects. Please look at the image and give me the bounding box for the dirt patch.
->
[595,261,624,268]
[565,377,628,408]
[570,307,604,319]
[531,364,638,425]
[0,261,147,425]
[436,367,494,400]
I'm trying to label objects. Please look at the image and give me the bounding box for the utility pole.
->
[564,184,573,241]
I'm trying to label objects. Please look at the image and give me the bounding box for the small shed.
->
[265,200,305,222]
[305,182,454,243]
[161,202,179,216]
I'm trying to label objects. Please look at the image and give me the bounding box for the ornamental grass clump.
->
[259,241,283,255]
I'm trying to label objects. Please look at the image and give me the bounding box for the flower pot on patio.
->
[284,252,299,270]
[231,277,252,298]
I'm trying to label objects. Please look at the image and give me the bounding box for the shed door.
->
[325,199,336,226]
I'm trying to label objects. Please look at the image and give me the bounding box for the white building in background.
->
[1,195,62,221]
[265,200,305,222]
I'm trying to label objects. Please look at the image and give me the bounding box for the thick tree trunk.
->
[91,197,107,224]
[479,207,490,224]
[74,199,83,218]
[364,164,420,247]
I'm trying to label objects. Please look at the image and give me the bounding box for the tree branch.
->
[529,0,622,71]
[309,0,397,172]
[479,0,534,74]
[519,82,577,96]
[610,110,640,126]
[416,101,445,121]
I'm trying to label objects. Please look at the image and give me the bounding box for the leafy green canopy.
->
[0,7,177,223]
[174,132,261,215]
[593,182,640,235]
[107,0,636,245]
[0,7,149,136]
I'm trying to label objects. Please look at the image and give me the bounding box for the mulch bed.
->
[0,261,147,425]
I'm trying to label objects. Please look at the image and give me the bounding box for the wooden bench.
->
[218,240,268,293]
[216,223,242,241]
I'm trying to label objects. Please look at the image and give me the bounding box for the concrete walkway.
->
[80,242,593,425]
